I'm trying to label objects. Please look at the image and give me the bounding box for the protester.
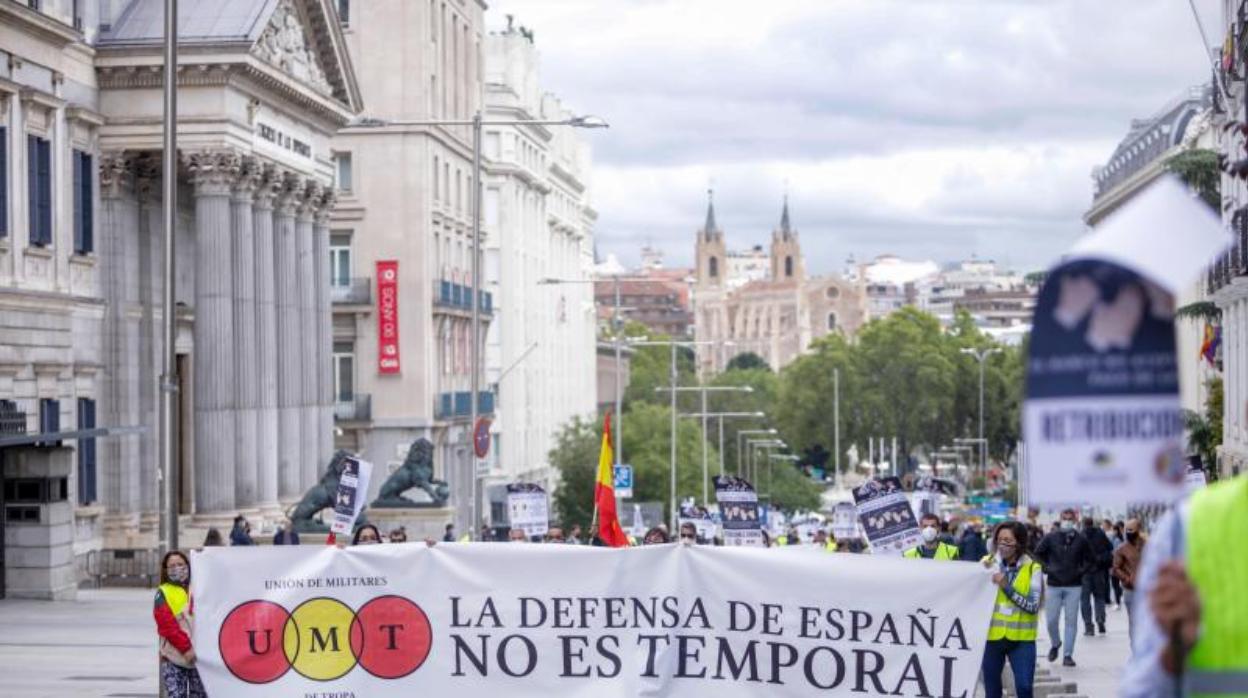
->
[442,523,455,542]
[641,527,669,545]
[1034,508,1094,667]
[544,526,566,543]
[1111,518,1146,644]
[678,522,698,544]
[980,522,1043,698]
[229,515,254,546]
[352,524,382,545]
[1108,520,1125,609]
[388,527,408,543]
[812,529,837,552]
[201,528,223,547]
[904,513,960,560]
[272,518,300,545]
[1080,515,1114,636]
[154,551,205,698]
[958,522,989,563]
[568,524,584,544]
[1120,475,1247,696]
[508,527,528,543]
[938,520,957,547]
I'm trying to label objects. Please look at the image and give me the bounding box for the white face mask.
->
[168,565,189,584]
[1061,520,1076,531]
[921,526,938,543]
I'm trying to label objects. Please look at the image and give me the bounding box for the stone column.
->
[230,158,261,511]
[253,165,282,515]
[274,173,304,503]
[187,151,239,517]
[132,155,161,532]
[313,191,336,468]
[96,154,134,519]
[296,183,320,489]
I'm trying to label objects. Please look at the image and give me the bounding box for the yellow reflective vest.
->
[1186,475,1248,697]
[982,555,1040,642]
[903,542,959,560]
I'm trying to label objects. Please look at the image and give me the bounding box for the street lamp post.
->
[658,386,753,503]
[159,0,179,554]
[747,439,785,484]
[351,113,607,536]
[737,428,778,476]
[960,347,1001,480]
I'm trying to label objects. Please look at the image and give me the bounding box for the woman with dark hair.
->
[981,521,1044,698]
[201,528,223,547]
[154,551,205,698]
[641,526,670,545]
[352,523,382,545]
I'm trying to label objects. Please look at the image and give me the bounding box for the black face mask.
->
[1125,532,1139,544]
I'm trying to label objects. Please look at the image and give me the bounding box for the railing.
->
[0,403,27,435]
[434,391,495,419]
[433,280,493,315]
[333,394,372,422]
[331,277,372,305]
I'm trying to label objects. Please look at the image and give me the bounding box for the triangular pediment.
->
[250,0,361,112]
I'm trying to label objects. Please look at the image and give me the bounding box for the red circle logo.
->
[351,595,433,679]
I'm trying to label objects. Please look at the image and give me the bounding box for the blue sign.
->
[613,464,633,497]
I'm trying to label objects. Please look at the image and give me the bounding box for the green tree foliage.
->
[725,351,771,372]
[1185,377,1224,475]
[1165,148,1219,211]
[759,457,823,512]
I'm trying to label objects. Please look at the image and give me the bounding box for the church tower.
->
[695,190,726,288]
[770,196,805,282]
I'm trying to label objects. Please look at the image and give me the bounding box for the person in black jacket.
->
[1080,516,1113,636]
[957,523,988,563]
[1034,508,1094,667]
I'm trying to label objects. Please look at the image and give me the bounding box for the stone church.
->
[693,195,866,374]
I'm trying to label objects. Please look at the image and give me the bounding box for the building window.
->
[432,156,439,202]
[709,256,718,278]
[0,126,7,238]
[37,397,60,447]
[330,233,351,288]
[333,342,355,403]
[827,312,838,332]
[334,152,353,192]
[27,134,52,247]
[785,255,793,278]
[72,149,93,254]
[825,286,840,300]
[336,0,349,25]
[28,0,42,10]
[77,398,96,504]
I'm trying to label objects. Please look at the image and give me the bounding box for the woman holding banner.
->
[981,522,1044,698]
[153,551,206,698]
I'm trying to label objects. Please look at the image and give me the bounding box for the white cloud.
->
[485,0,1220,272]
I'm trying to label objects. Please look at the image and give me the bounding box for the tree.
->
[725,352,770,373]
[709,367,778,475]
[549,417,603,530]
[774,333,858,478]
[1165,148,1219,211]
[1184,377,1224,477]
[759,458,823,512]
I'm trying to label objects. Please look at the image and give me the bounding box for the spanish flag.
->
[594,412,629,547]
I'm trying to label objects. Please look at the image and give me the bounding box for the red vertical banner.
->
[376,260,400,374]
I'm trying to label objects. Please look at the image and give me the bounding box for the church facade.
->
[692,196,866,375]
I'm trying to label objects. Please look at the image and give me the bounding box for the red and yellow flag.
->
[594,412,629,548]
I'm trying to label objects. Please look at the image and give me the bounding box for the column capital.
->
[297,181,323,222]
[314,189,337,225]
[98,152,134,199]
[131,152,160,203]
[252,163,282,211]
[185,150,243,197]
[232,156,264,204]
[275,171,304,216]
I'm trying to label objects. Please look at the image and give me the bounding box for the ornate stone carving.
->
[98,153,133,199]
[275,171,304,215]
[252,0,334,98]
[232,156,264,203]
[185,150,243,196]
[130,153,160,203]
[372,439,450,508]
[297,180,323,220]
[252,163,282,211]
[314,189,337,224]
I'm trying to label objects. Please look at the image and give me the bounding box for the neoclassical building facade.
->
[693,196,866,374]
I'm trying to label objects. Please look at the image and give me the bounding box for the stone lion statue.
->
[289,450,368,532]
[372,438,450,508]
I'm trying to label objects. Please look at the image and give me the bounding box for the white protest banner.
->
[191,544,997,698]
[713,475,764,547]
[852,477,921,556]
[830,502,859,541]
[678,498,719,542]
[507,483,550,538]
[330,456,372,536]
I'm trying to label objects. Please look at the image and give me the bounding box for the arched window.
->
[825,286,840,300]
[827,312,838,331]
[709,256,718,278]
[785,255,793,277]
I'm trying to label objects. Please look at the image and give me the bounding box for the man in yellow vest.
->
[1120,474,1247,697]
[813,528,838,552]
[904,513,960,560]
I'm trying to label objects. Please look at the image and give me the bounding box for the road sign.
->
[613,464,633,499]
[473,418,491,459]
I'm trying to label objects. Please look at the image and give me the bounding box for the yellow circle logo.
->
[282,597,358,681]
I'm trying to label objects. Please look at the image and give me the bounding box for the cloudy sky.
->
[484,0,1219,275]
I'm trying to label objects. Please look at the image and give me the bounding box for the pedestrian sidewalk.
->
[0,587,158,698]
[1044,602,1133,696]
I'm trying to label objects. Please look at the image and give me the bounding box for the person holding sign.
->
[980,521,1043,698]
[904,513,960,560]
[154,551,206,698]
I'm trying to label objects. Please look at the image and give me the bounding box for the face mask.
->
[997,543,1017,560]
[921,526,938,543]
[1061,520,1076,531]
[1126,532,1139,543]
[168,566,189,584]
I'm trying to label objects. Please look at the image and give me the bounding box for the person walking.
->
[1111,518,1146,645]
[154,551,205,698]
[201,528,223,547]
[1034,508,1094,667]
[229,515,254,546]
[904,513,960,560]
[980,522,1044,698]
[1120,474,1248,696]
[958,522,989,563]
[442,523,455,542]
[272,518,300,545]
[1080,515,1114,636]
[1108,520,1126,609]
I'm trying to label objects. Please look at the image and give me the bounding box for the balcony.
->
[331,277,372,306]
[434,391,495,420]
[333,394,372,422]
[0,402,27,435]
[433,280,493,316]
[1208,207,1248,294]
